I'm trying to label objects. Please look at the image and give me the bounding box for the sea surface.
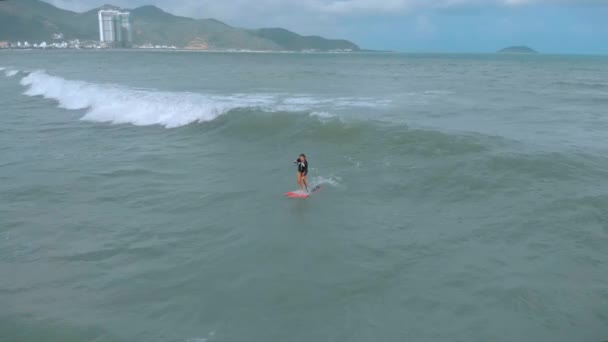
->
[1,50,607,342]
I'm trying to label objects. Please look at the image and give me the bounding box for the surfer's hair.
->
[300,154,306,158]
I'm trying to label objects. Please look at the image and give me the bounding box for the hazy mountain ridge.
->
[0,0,360,51]
[498,46,538,54]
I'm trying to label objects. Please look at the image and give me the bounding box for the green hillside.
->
[0,0,83,41]
[252,28,358,51]
[0,0,360,51]
[127,6,281,50]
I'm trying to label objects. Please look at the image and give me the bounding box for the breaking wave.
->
[19,70,389,128]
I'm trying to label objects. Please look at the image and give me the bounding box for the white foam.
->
[311,175,342,187]
[310,111,336,119]
[276,95,388,112]
[20,71,281,128]
[0,67,5,71]
[334,97,391,108]
[186,331,215,342]
[282,96,331,106]
[5,70,18,77]
[18,70,390,128]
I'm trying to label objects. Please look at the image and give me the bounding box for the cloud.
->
[315,0,414,14]
[42,0,608,32]
[312,0,608,14]
[44,0,608,16]
[415,15,437,35]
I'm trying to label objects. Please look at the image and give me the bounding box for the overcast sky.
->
[44,0,608,54]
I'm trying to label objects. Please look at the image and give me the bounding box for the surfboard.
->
[284,185,321,199]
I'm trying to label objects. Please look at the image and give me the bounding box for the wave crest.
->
[19,70,389,128]
[20,71,276,128]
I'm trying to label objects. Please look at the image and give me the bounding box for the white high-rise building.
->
[98,10,132,47]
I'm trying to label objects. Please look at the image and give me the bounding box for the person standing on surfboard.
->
[295,154,309,192]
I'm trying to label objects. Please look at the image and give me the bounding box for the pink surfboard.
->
[284,185,321,199]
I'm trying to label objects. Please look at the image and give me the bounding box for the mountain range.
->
[0,0,360,51]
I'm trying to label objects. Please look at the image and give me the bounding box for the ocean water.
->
[1,50,608,342]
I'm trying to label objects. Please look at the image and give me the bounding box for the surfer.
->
[285,154,321,198]
[295,154,309,192]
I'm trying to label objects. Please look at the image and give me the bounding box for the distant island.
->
[497,46,538,54]
[0,0,360,52]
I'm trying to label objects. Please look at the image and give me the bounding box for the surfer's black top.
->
[296,159,308,175]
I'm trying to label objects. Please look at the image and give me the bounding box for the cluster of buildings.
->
[0,39,105,49]
[0,9,135,50]
[136,44,178,50]
[98,10,175,49]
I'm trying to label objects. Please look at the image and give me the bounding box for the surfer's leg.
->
[302,174,309,192]
[297,172,303,190]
